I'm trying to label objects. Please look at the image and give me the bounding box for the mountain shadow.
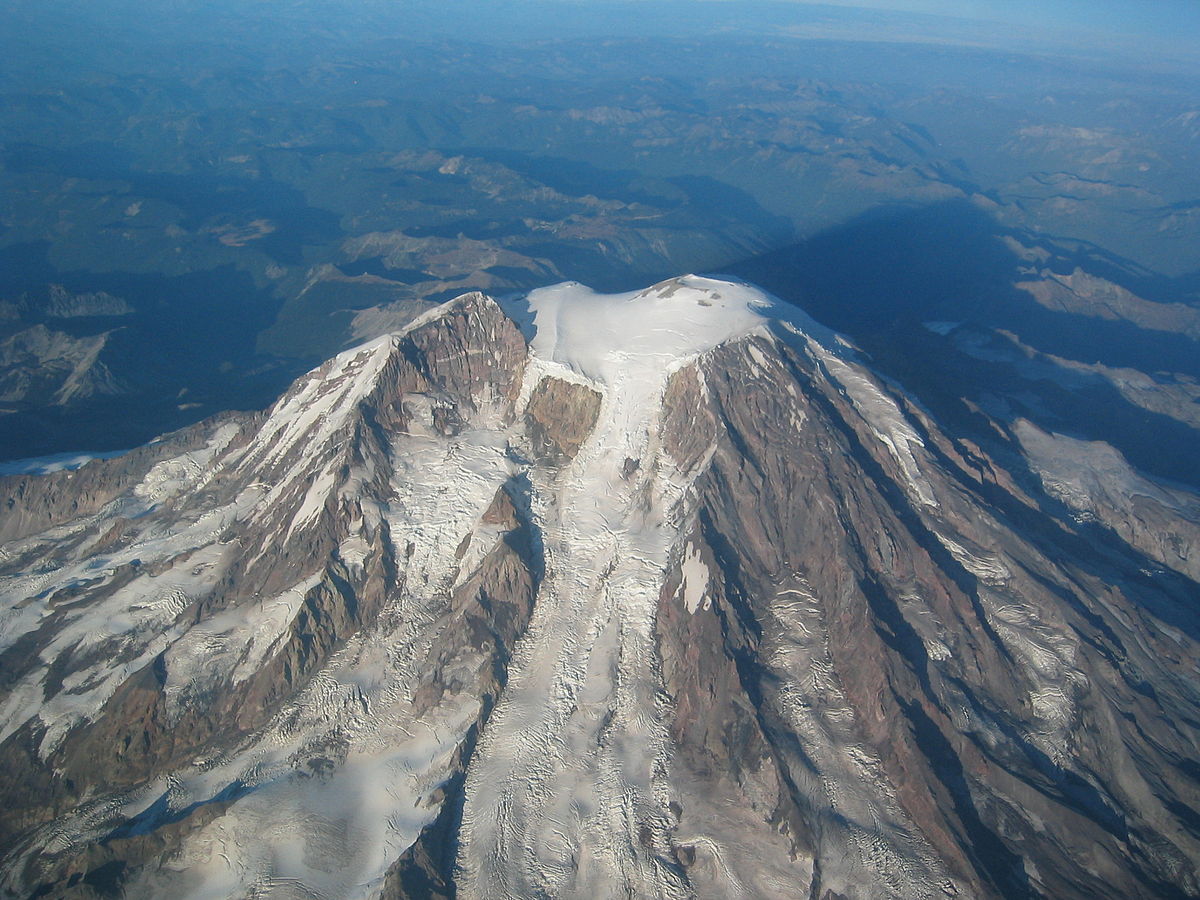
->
[726,199,1200,490]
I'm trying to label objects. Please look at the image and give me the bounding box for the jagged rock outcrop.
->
[0,326,125,406]
[524,376,603,464]
[40,285,134,320]
[1017,267,1200,339]
[0,277,1196,900]
[0,286,135,412]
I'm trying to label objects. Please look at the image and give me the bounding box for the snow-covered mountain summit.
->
[1,278,1198,899]
[520,275,778,379]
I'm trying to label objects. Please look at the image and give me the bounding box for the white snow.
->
[160,573,320,720]
[0,448,129,476]
[935,535,1012,585]
[1014,418,1190,516]
[522,275,776,391]
[134,423,241,505]
[242,333,397,474]
[457,277,786,898]
[679,542,710,614]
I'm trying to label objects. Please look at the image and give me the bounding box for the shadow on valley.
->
[727,199,1200,490]
[3,143,342,265]
[0,242,307,462]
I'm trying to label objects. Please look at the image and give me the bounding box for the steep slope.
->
[655,322,1200,899]
[0,277,1197,899]
[0,292,537,897]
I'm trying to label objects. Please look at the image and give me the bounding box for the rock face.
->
[524,376,603,464]
[0,278,1197,899]
[0,285,136,413]
[0,325,125,406]
[39,285,134,320]
[1016,267,1200,340]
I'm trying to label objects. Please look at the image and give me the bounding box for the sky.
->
[801,0,1200,36]
[5,0,1197,68]
[464,0,1200,62]
[484,0,1195,65]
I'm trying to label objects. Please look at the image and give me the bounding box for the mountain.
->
[1,278,1198,899]
[6,2,1200,465]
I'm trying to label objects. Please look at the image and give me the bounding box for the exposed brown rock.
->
[524,375,602,463]
[660,363,716,474]
[652,328,1200,899]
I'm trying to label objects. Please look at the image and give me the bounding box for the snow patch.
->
[808,342,938,508]
[134,423,241,505]
[922,321,961,336]
[238,333,397,494]
[935,535,1011,585]
[0,449,129,476]
[161,573,319,719]
[680,542,710,613]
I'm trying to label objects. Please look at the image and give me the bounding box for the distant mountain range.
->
[2,15,1199,462]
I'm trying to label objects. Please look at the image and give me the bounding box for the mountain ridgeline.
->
[0,278,1197,899]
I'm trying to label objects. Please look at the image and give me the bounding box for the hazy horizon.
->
[6,0,1198,63]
